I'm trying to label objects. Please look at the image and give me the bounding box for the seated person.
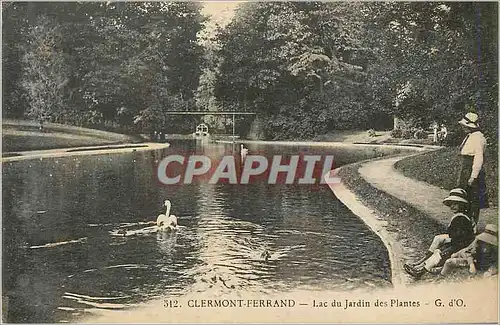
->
[440,224,498,277]
[404,188,475,279]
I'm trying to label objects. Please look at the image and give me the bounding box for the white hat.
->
[476,224,498,246]
[459,112,479,128]
[443,188,468,206]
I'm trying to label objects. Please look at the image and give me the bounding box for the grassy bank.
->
[394,147,498,206]
[2,119,143,152]
[337,161,478,284]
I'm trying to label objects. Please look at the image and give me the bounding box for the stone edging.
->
[323,149,438,288]
[325,167,408,288]
[1,142,170,162]
[216,139,439,151]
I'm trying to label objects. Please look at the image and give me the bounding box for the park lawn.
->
[394,147,498,207]
[2,119,142,152]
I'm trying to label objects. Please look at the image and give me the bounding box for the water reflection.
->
[2,140,394,323]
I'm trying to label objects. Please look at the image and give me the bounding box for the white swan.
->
[156,200,178,232]
[240,144,248,159]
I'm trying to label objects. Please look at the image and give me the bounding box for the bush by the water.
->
[390,128,402,138]
[395,147,498,206]
[390,127,428,140]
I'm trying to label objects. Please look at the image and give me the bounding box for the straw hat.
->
[476,224,498,246]
[443,188,468,206]
[459,112,479,128]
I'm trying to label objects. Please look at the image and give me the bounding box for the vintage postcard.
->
[2,1,498,323]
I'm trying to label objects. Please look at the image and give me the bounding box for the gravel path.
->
[359,156,498,229]
[330,151,498,287]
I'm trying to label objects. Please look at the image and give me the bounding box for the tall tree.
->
[363,2,498,139]
[214,2,375,139]
[2,2,31,118]
[3,2,206,134]
[20,15,70,123]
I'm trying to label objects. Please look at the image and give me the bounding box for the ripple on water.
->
[3,142,393,323]
[29,237,88,249]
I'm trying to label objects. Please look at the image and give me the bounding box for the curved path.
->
[327,152,498,288]
[359,156,498,228]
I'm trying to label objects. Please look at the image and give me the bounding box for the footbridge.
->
[163,111,257,138]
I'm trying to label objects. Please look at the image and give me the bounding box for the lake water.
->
[2,141,399,323]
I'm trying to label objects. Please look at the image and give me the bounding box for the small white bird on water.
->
[156,200,178,232]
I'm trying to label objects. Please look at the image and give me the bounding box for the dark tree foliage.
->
[3,2,497,144]
[214,2,380,139]
[361,2,498,144]
[2,2,206,134]
[213,2,497,142]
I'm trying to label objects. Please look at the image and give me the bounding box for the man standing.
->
[438,124,448,145]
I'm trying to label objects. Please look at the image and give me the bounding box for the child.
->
[440,224,498,276]
[404,188,475,279]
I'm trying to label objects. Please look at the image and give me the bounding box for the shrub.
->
[401,128,414,139]
[390,128,403,138]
